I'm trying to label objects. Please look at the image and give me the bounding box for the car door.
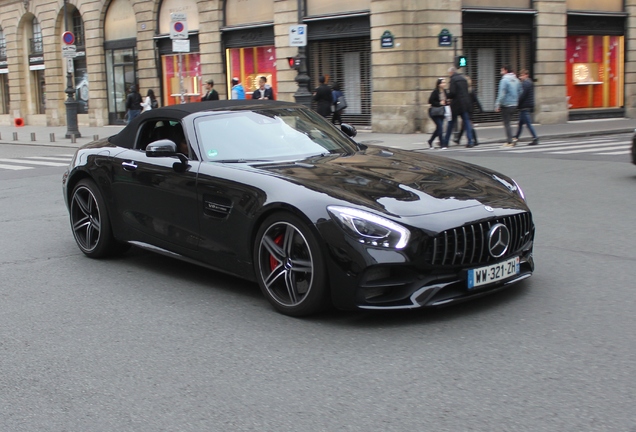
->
[109,119,200,252]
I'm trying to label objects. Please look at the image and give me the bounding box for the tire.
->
[254,212,329,317]
[69,179,122,258]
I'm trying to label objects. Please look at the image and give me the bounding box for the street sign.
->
[170,13,188,40]
[66,58,74,73]
[62,45,77,58]
[289,24,307,47]
[62,31,75,45]
[172,39,190,53]
[438,29,453,47]
[381,31,394,49]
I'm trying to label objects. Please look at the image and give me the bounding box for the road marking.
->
[0,163,34,170]
[505,142,629,153]
[548,145,629,154]
[596,150,631,155]
[0,158,68,167]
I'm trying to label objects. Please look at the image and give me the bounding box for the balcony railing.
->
[30,37,43,55]
[0,43,6,60]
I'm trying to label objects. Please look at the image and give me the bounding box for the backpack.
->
[151,99,159,109]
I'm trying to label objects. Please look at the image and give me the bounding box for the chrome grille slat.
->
[426,212,533,267]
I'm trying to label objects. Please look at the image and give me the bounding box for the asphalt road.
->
[0,141,635,431]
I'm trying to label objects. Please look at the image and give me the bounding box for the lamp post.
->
[63,0,80,138]
[291,0,311,108]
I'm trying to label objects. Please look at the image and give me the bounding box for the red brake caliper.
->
[269,234,284,271]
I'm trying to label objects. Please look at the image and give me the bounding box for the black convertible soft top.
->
[109,99,302,148]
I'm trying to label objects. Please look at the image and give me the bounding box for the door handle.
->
[122,161,138,171]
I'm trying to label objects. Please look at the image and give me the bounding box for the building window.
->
[225,47,277,100]
[73,10,85,48]
[566,35,624,109]
[31,18,43,55]
[161,53,201,105]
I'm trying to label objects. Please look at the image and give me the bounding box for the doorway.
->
[105,47,137,124]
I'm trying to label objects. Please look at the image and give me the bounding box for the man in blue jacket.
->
[514,69,539,145]
[495,65,521,147]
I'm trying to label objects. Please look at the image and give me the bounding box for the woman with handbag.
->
[428,78,448,149]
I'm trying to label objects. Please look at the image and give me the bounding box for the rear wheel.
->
[254,213,328,316]
[70,179,123,258]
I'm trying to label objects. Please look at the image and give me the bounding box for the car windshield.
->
[193,107,358,162]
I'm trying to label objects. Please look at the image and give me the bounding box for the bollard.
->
[93,134,99,141]
[13,132,18,141]
[50,133,55,142]
[31,132,36,142]
[71,135,76,144]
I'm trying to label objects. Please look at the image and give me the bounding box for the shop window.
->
[226,46,277,100]
[161,53,201,105]
[566,35,624,109]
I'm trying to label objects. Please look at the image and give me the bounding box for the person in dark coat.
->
[252,76,275,100]
[443,67,475,148]
[201,79,219,101]
[313,75,333,118]
[427,77,448,149]
[125,85,142,124]
[454,76,482,146]
[331,82,344,125]
[514,69,539,145]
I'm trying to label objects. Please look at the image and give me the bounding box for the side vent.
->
[203,195,233,219]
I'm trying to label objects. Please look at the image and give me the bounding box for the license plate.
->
[467,256,520,289]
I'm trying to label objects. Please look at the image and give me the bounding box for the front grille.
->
[425,212,533,267]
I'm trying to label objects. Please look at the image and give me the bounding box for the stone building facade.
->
[0,0,634,132]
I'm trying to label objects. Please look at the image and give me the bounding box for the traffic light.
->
[456,55,468,69]
[287,56,302,70]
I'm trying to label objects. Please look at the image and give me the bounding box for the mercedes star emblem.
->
[487,223,510,258]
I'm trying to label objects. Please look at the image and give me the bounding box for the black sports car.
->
[63,100,535,316]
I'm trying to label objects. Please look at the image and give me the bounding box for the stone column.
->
[370,0,460,133]
[273,0,301,103]
[625,0,636,118]
[198,0,224,99]
[534,0,568,124]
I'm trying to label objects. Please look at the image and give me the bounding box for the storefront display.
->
[226,46,277,99]
[161,53,201,105]
[566,35,624,109]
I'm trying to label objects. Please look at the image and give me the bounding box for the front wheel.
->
[254,213,329,317]
[69,179,122,258]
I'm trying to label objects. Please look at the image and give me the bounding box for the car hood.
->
[252,147,526,217]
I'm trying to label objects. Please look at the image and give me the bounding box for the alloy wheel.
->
[70,185,102,253]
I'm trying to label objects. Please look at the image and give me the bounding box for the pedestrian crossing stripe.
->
[0,156,72,171]
[0,163,33,170]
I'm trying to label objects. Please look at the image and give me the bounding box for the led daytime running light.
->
[327,206,410,249]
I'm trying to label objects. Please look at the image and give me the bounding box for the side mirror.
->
[146,139,189,171]
[146,139,177,156]
[340,123,357,138]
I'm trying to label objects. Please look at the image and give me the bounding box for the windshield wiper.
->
[216,159,271,163]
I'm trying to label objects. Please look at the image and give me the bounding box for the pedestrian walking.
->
[141,89,157,112]
[313,75,333,118]
[454,76,482,146]
[252,76,275,100]
[231,77,245,100]
[331,82,345,125]
[495,64,521,147]
[201,79,219,101]
[514,69,539,145]
[125,85,142,124]
[427,78,448,149]
[443,67,475,148]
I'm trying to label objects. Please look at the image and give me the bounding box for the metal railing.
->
[30,37,43,55]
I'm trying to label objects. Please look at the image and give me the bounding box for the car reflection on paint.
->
[62,100,535,317]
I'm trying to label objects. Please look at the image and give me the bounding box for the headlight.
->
[512,179,526,200]
[327,206,410,249]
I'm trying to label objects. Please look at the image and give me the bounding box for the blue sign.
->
[438,29,452,47]
[381,31,394,49]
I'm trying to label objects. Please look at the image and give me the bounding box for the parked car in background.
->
[62,100,535,316]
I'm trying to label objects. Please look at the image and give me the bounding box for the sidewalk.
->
[0,117,635,151]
